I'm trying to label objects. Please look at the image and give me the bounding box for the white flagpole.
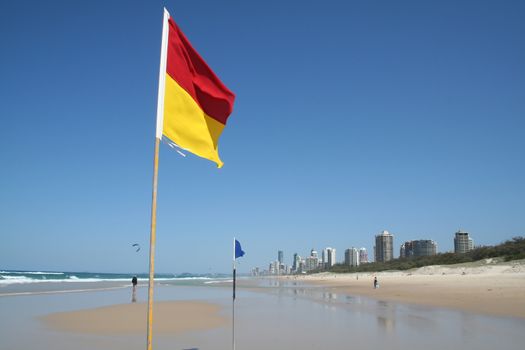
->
[232,237,236,350]
[146,8,169,350]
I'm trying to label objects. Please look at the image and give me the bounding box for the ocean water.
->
[0,269,231,296]
[0,270,230,283]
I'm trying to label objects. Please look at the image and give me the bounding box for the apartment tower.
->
[374,230,394,262]
[454,230,474,254]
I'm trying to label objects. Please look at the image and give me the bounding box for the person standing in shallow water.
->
[131,276,138,302]
[373,276,378,289]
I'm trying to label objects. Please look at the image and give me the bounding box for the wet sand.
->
[40,300,227,335]
[1,276,525,350]
[294,260,525,318]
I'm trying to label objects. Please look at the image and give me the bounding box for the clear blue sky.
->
[1,0,524,274]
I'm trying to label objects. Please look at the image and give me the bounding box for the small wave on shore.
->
[0,270,230,287]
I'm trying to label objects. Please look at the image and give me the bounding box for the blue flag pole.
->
[232,237,236,350]
[232,238,245,350]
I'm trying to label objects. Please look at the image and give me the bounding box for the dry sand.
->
[294,259,525,318]
[40,300,227,335]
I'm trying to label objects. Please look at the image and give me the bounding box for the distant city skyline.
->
[256,228,488,274]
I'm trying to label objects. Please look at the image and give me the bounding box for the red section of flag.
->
[166,18,235,125]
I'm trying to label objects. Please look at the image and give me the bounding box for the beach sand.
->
[40,300,227,335]
[2,277,525,350]
[294,259,525,318]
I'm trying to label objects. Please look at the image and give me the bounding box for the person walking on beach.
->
[131,276,138,302]
[373,276,378,289]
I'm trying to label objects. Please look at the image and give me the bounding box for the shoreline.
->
[290,259,525,319]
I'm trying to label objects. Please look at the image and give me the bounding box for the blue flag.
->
[235,239,245,259]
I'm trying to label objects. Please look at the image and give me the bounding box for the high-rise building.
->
[344,247,359,267]
[298,259,306,273]
[278,250,284,264]
[400,241,412,258]
[269,261,278,275]
[344,249,350,265]
[400,240,437,258]
[325,247,336,267]
[414,240,437,256]
[292,253,299,271]
[305,256,318,271]
[375,230,394,262]
[454,230,473,254]
[304,249,319,272]
[359,248,368,264]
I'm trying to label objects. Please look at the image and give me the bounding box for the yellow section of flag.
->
[163,74,225,167]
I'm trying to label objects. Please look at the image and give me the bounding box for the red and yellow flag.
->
[156,9,235,168]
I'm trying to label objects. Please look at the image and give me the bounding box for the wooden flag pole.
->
[146,137,160,350]
[147,8,169,350]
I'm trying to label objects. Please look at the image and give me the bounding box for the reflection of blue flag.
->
[235,240,245,259]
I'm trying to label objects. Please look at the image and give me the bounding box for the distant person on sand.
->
[374,276,378,289]
[131,276,138,302]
